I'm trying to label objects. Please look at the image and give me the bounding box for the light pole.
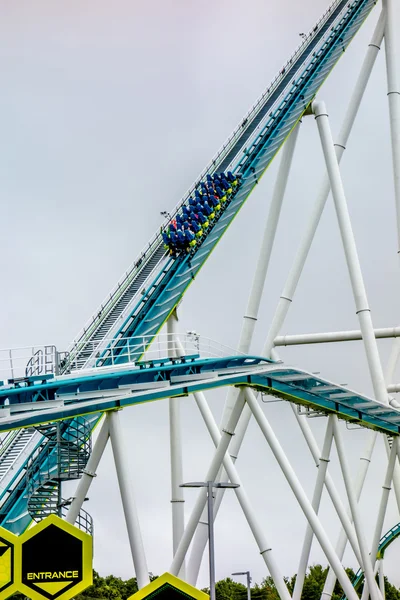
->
[232,571,251,600]
[181,481,239,600]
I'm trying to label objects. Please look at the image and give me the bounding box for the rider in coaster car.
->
[208,194,221,212]
[162,231,170,248]
[189,213,203,238]
[202,200,214,220]
[215,184,227,203]
[176,228,186,248]
[183,223,196,248]
[195,207,209,229]
[169,230,178,255]
[227,171,239,187]
[220,174,232,195]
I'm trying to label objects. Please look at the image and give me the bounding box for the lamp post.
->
[232,571,251,600]
[181,481,239,600]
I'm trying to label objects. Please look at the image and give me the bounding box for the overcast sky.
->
[2,0,400,592]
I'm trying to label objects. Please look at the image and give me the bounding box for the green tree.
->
[202,577,247,600]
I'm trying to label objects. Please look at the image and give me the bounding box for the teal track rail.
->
[0,0,378,533]
[1,356,400,436]
[342,522,400,599]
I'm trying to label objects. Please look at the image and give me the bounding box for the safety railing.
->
[68,0,346,356]
[62,333,244,373]
[0,334,245,383]
[0,345,59,383]
[65,250,170,369]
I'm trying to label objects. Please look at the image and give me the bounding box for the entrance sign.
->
[19,515,92,600]
[0,529,19,600]
[128,572,209,600]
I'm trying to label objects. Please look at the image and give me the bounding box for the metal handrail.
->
[67,249,170,359]
[63,333,246,373]
[68,0,344,353]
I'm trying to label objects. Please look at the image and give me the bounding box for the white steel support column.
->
[244,388,359,600]
[361,440,398,600]
[291,405,362,566]
[383,339,400,516]
[263,11,385,356]
[313,99,388,407]
[222,123,300,428]
[186,15,385,583]
[331,417,382,600]
[108,411,149,589]
[379,561,386,600]
[374,440,399,557]
[293,417,334,600]
[237,124,300,355]
[383,0,400,258]
[66,415,110,525]
[320,432,378,600]
[170,391,246,577]
[167,311,185,563]
[189,389,291,600]
[274,327,400,346]
[321,339,400,600]
[187,124,300,584]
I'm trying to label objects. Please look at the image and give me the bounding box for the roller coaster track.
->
[1,355,400,436]
[341,522,400,599]
[0,0,378,533]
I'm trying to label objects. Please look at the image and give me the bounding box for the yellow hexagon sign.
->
[19,515,92,600]
[0,527,19,600]
[128,572,209,600]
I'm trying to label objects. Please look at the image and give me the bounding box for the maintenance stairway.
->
[26,420,92,532]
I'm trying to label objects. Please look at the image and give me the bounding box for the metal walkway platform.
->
[0,356,399,436]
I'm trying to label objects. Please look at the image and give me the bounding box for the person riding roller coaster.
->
[161,171,241,257]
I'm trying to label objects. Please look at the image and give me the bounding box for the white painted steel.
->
[379,561,386,600]
[275,326,400,346]
[108,411,149,589]
[169,391,246,577]
[244,388,359,600]
[331,416,382,600]
[66,416,110,525]
[382,340,400,514]
[319,432,378,600]
[387,383,400,393]
[370,441,398,565]
[290,405,362,565]
[313,99,388,407]
[191,389,291,600]
[292,417,334,600]
[237,124,300,357]
[263,11,386,357]
[167,314,185,573]
[383,0,400,259]
[188,124,300,584]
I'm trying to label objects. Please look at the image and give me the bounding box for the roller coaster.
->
[2,0,400,597]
